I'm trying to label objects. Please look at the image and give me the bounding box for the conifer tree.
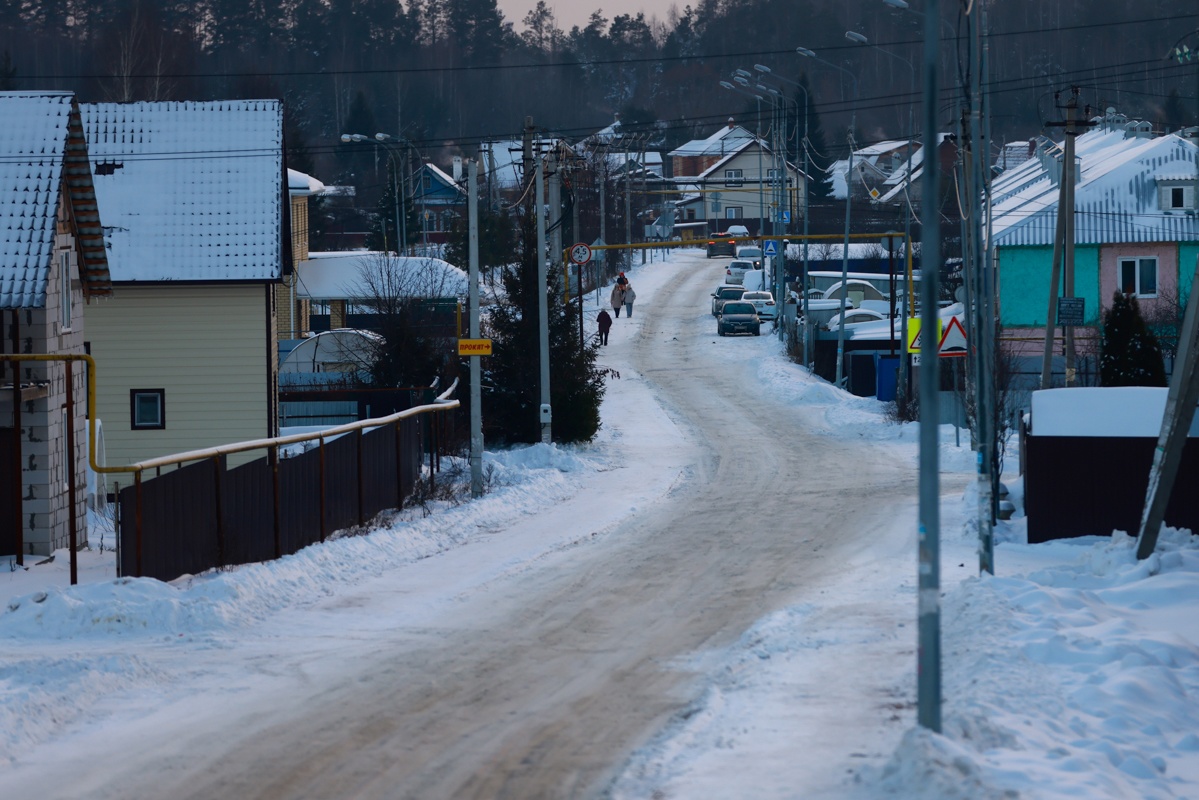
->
[1100,291,1167,387]
[481,206,605,445]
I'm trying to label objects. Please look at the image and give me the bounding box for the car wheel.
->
[753,328,761,336]
[718,328,725,336]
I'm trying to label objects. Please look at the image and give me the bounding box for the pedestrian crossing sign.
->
[763,240,779,256]
[906,318,942,354]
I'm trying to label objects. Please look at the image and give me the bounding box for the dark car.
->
[717,301,761,336]
[706,233,737,258]
[711,284,747,315]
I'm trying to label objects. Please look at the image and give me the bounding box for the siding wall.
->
[1099,243,1179,312]
[86,284,272,469]
[998,244,1101,327]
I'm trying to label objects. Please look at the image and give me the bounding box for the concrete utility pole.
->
[468,158,483,498]
[536,148,552,444]
[917,0,943,735]
[549,148,562,283]
[1063,92,1079,388]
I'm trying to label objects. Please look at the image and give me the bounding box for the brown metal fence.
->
[118,407,449,582]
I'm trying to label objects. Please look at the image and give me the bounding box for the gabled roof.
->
[81,100,286,282]
[0,91,112,308]
[668,124,755,159]
[989,125,1199,246]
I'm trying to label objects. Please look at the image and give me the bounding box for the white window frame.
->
[724,169,744,188]
[1117,256,1158,298]
[725,207,743,219]
[59,251,72,331]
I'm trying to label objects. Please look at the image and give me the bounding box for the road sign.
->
[762,240,779,256]
[1057,296,1085,326]
[591,238,606,262]
[780,210,791,223]
[906,317,942,354]
[569,243,592,264]
[938,316,968,357]
[458,339,492,356]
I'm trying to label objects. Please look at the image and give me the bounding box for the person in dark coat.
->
[596,308,612,345]
[616,271,629,288]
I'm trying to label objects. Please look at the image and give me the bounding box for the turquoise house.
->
[990,113,1199,383]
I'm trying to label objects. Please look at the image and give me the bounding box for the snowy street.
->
[3,249,1199,799]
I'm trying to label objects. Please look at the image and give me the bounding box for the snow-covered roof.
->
[990,125,1199,246]
[81,100,286,282]
[0,91,112,308]
[295,252,467,300]
[668,125,755,158]
[288,168,324,196]
[424,162,463,192]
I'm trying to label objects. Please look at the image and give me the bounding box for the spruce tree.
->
[1100,291,1167,387]
[481,206,605,445]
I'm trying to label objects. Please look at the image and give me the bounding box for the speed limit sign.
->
[569,242,592,264]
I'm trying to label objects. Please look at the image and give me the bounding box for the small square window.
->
[130,389,165,430]
[60,252,72,331]
[725,206,743,219]
[1118,257,1158,298]
[724,169,744,188]
[1171,187,1186,209]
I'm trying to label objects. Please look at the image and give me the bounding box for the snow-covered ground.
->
[2,249,1198,798]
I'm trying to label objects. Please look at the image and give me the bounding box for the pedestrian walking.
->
[610,283,625,318]
[616,271,629,288]
[623,283,637,317]
[596,308,612,345]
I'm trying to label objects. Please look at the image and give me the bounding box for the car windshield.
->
[723,303,754,314]
[718,288,744,298]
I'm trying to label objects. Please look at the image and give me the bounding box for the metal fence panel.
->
[119,459,219,581]
[1025,435,1199,543]
[361,425,399,521]
[222,455,275,566]
[279,445,323,554]
[322,432,361,533]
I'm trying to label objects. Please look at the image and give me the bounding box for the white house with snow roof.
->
[79,99,290,468]
[989,113,1199,363]
[671,122,806,235]
[0,91,112,557]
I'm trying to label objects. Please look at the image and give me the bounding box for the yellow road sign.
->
[906,318,942,354]
[458,339,493,356]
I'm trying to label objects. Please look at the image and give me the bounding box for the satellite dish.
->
[955,286,966,304]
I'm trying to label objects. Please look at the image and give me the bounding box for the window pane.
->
[1172,187,1185,208]
[134,394,161,427]
[1119,261,1136,294]
[1140,259,1157,295]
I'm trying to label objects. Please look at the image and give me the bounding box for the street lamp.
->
[845,29,918,402]
[341,132,405,256]
[756,63,812,355]
[729,75,767,240]
[796,45,858,388]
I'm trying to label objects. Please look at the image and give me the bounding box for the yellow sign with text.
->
[905,318,942,354]
[458,339,493,356]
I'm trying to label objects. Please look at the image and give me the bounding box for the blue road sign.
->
[762,240,779,256]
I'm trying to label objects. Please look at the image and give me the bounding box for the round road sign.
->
[569,242,592,264]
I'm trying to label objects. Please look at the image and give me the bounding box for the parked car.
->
[736,246,763,269]
[724,259,754,285]
[725,224,750,237]
[742,290,776,320]
[716,301,761,336]
[706,233,737,258]
[825,308,887,330]
[711,284,747,315]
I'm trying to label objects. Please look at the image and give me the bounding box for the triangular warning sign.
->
[906,317,942,354]
[938,316,968,357]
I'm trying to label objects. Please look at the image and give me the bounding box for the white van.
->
[742,269,767,292]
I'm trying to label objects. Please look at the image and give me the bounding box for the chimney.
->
[728,117,735,130]
[452,156,463,181]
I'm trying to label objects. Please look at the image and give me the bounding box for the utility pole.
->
[549,147,562,283]
[468,158,483,498]
[536,146,552,444]
[917,0,943,735]
[598,153,607,306]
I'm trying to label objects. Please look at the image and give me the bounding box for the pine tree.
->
[1100,291,1167,387]
[482,207,605,445]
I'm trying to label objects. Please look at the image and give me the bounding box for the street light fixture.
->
[721,77,767,240]
[845,28,918,402]
[341,132,406,255]
[796,45,859,389]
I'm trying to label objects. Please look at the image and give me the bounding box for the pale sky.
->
[497,0,676,33]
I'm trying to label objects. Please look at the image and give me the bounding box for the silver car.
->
[711,284,747,315]
[724,259,754,285]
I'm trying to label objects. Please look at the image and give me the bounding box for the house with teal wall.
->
[990,112,1199,385]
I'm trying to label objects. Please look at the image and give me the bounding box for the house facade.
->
[671,123,806,235]
[80,100,290,468]
[0,91,112,557]
[990,115,1199,378]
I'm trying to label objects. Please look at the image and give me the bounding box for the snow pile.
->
[878,528,1199,799]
